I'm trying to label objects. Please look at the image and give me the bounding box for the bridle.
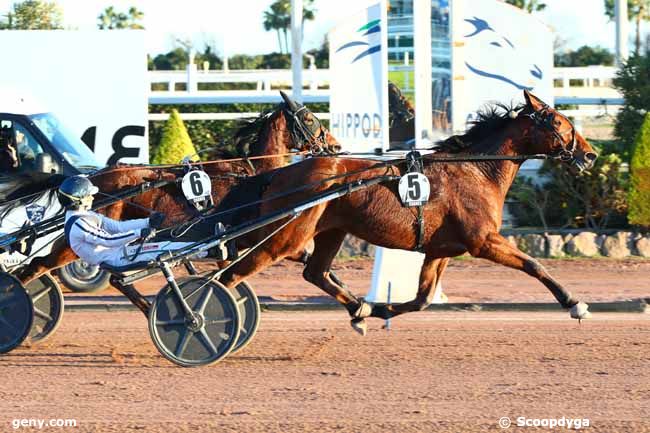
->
[525,104,577,163]
[388,94,415,128]
[283,104,333,155]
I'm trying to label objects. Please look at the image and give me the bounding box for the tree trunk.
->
[276,30,283,53]
[636,11,642,56]
[282,29,290,54]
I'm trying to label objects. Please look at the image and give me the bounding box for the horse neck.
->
[248,112,292,173]
[469,119,534,197]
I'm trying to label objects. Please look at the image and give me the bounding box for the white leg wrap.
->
[570,302,591,320]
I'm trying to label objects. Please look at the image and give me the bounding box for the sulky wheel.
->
[148,277,241,367]
[230,281,261,354]
[0,272,33,354]
[25,273,64,343]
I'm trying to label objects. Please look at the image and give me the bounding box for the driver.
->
[58,175,207,268]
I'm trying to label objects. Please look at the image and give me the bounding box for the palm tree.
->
[262,0,316,53]
[98,5,144,30]
[505,0,547,13]
[604,0,650,55]
[263,4,285,53]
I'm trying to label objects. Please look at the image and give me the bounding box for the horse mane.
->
[232,105,282,157]
[434,102,524,154]
[0,173,66,223]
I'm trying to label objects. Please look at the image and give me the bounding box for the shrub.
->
[150,109,197,164]
[628,112,650,226]
[613,54,650,160]
[508,153,629,229]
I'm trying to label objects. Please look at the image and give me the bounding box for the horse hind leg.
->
[371,256,449,320]
[16,244,78,285]
[302,230,370,335]
[293,249,346,288]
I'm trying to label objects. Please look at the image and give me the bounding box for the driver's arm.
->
[95,212,150,234]
[72,218,141,248]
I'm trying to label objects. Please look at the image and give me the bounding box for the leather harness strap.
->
[405,150,426,252]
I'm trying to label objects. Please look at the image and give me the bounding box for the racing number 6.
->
[407,173,421,201]
[189,172,204,196]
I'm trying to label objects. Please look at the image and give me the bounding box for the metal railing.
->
[148,65,623,121]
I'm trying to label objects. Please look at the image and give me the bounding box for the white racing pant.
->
[102,240,208,267]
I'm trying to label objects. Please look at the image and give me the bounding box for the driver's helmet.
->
[57,175,99,209]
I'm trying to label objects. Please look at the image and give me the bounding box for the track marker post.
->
[383,281,392,331]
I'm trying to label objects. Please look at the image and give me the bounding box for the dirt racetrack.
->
[1,310,649,432]
[73,257,650,303]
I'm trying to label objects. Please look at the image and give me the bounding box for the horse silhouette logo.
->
[336,19,382,63]
[463,16,543,91]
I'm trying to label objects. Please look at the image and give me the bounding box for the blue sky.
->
[0,0,642,55]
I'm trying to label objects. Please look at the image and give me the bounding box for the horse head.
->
[0,126,19,170]
[463,16,543,91]
[278,90,342,155]
[520,90,597,171]
[388,82,415,127]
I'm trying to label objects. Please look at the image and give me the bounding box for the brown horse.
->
[214,90,598,334]
[16,92,341,290]
[387,82,415,150]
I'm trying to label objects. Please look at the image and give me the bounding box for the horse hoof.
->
[350,318,367,336]
[570,302,591,320]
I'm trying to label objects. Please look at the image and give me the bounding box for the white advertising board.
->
[0,30,148,165]
[450,0,554,132]
[328,2,389,153]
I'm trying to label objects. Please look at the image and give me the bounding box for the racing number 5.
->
[407,173,421,201]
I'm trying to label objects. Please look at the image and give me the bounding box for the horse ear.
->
[523,90,545,111]
[279,90,300,112]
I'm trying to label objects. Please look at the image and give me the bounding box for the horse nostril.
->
[585,152,597,163]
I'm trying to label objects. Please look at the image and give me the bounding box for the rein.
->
[93,150,311,175]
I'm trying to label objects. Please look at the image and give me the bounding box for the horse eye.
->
[490,42,502,47]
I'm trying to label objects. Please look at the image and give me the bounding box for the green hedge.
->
[150,109,197,164]
[629,112,650,227]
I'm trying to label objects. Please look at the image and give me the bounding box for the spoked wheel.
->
[0,272,33,354]
[149,277,241,367]
[25,273,64,343]
[231,281,261,354]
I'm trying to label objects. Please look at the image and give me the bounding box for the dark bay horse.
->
[16,92,341,289]
[387,82,415,149]
[215,90,598,334]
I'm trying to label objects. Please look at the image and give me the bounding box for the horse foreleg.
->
[302,230,370,335]
[475,233,589,320]
[371,257,449,319]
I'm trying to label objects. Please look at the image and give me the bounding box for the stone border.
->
[506,231,650,258]
[335,233,650,259]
